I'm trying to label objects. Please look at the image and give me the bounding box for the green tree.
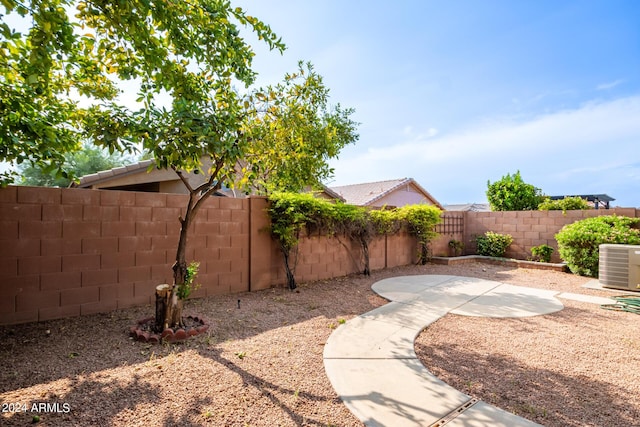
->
[243,62,359,194]
[2,1,357,331]
[3,0,285,331]
[18,143,133,187]
[486,171,544,211]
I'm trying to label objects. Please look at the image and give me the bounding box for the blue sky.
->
[235,0,640,207]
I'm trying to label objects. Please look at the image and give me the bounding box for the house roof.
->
[318,185,346,202]
[443,203,491,212]
[330,177,443,209]
[75,159,345,200]
[74,159,155,188]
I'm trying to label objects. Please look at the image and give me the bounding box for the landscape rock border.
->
[129,315,209,343]
[430,255,567,272]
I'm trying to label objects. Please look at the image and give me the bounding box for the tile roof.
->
[330,178,442,208]
[442,203,491,212]
[75,159,155,188]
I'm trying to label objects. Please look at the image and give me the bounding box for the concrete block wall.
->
[6,184,635,326]
[368,237,388,271]
[385,233,417,267]
[0,186,251,325]
[431,233,464,257]
[296,234,358,282]
[463,208,640,262]
[0,188,419,325]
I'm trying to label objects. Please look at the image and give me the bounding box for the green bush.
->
[530,244,554,263]
[448,239,464,256]
[369,208,401,235]
[475,231,513,257]
[176,262,200,299]
[267,193,424,284]
[538,196,590,211]
[555,215,640,277]
[268,193,331,246]
[396,204,442,264]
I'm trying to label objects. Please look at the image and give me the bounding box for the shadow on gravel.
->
[416,309,640,427]
[0,373,163,426]
[0,262,595,426]
[0,267,395,393]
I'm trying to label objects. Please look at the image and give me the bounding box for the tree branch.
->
[172,166,194,193]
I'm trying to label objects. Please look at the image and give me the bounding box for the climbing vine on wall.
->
[267,192,442,289]
[396,204,443,264]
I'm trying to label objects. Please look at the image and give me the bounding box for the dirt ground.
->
[1,262,638,426]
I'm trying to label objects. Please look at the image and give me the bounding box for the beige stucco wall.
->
[373,183,434,207]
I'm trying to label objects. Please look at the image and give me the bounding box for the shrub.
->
[538,196,590,211]
[267,193,431,284]
[396,204,442,264]
[530,244,554,263]
[555,215,640,277]
[369,208,401,235]
[330,202,376,276]
[448,239,464,256]
[475,231,513,257]
[176,262,201,299]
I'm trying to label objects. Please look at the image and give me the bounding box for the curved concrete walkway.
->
[323,275,607,427]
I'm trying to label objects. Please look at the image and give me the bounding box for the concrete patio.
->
[323,275,611,427]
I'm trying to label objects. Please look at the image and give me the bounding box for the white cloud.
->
[596,79,625,90]
[331,95,640,206]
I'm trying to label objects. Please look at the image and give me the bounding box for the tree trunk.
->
[155,284,184,332]
[360,238,371,276]
[154,167,225,331]
[166,291,183,328]
[155,190,193,330]
[281,247,297,290]
[419,242,428,265]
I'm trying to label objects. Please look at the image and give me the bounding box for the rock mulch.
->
[1,262,637,426]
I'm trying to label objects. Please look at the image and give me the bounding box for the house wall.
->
[87,167,208,193]
[373,184,434,208]
[158,180,190,194]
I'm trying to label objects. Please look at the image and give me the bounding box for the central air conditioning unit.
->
[599,244,640,291]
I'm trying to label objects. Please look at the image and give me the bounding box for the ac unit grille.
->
[599,244,640,291]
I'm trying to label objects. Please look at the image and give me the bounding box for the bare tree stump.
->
[155,284,171,332]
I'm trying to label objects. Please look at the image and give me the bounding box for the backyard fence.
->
[0,186,416,325]
[1,185,637,325]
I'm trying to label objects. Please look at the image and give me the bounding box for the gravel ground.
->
[414,264,640,427]
[1,262,638,426]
